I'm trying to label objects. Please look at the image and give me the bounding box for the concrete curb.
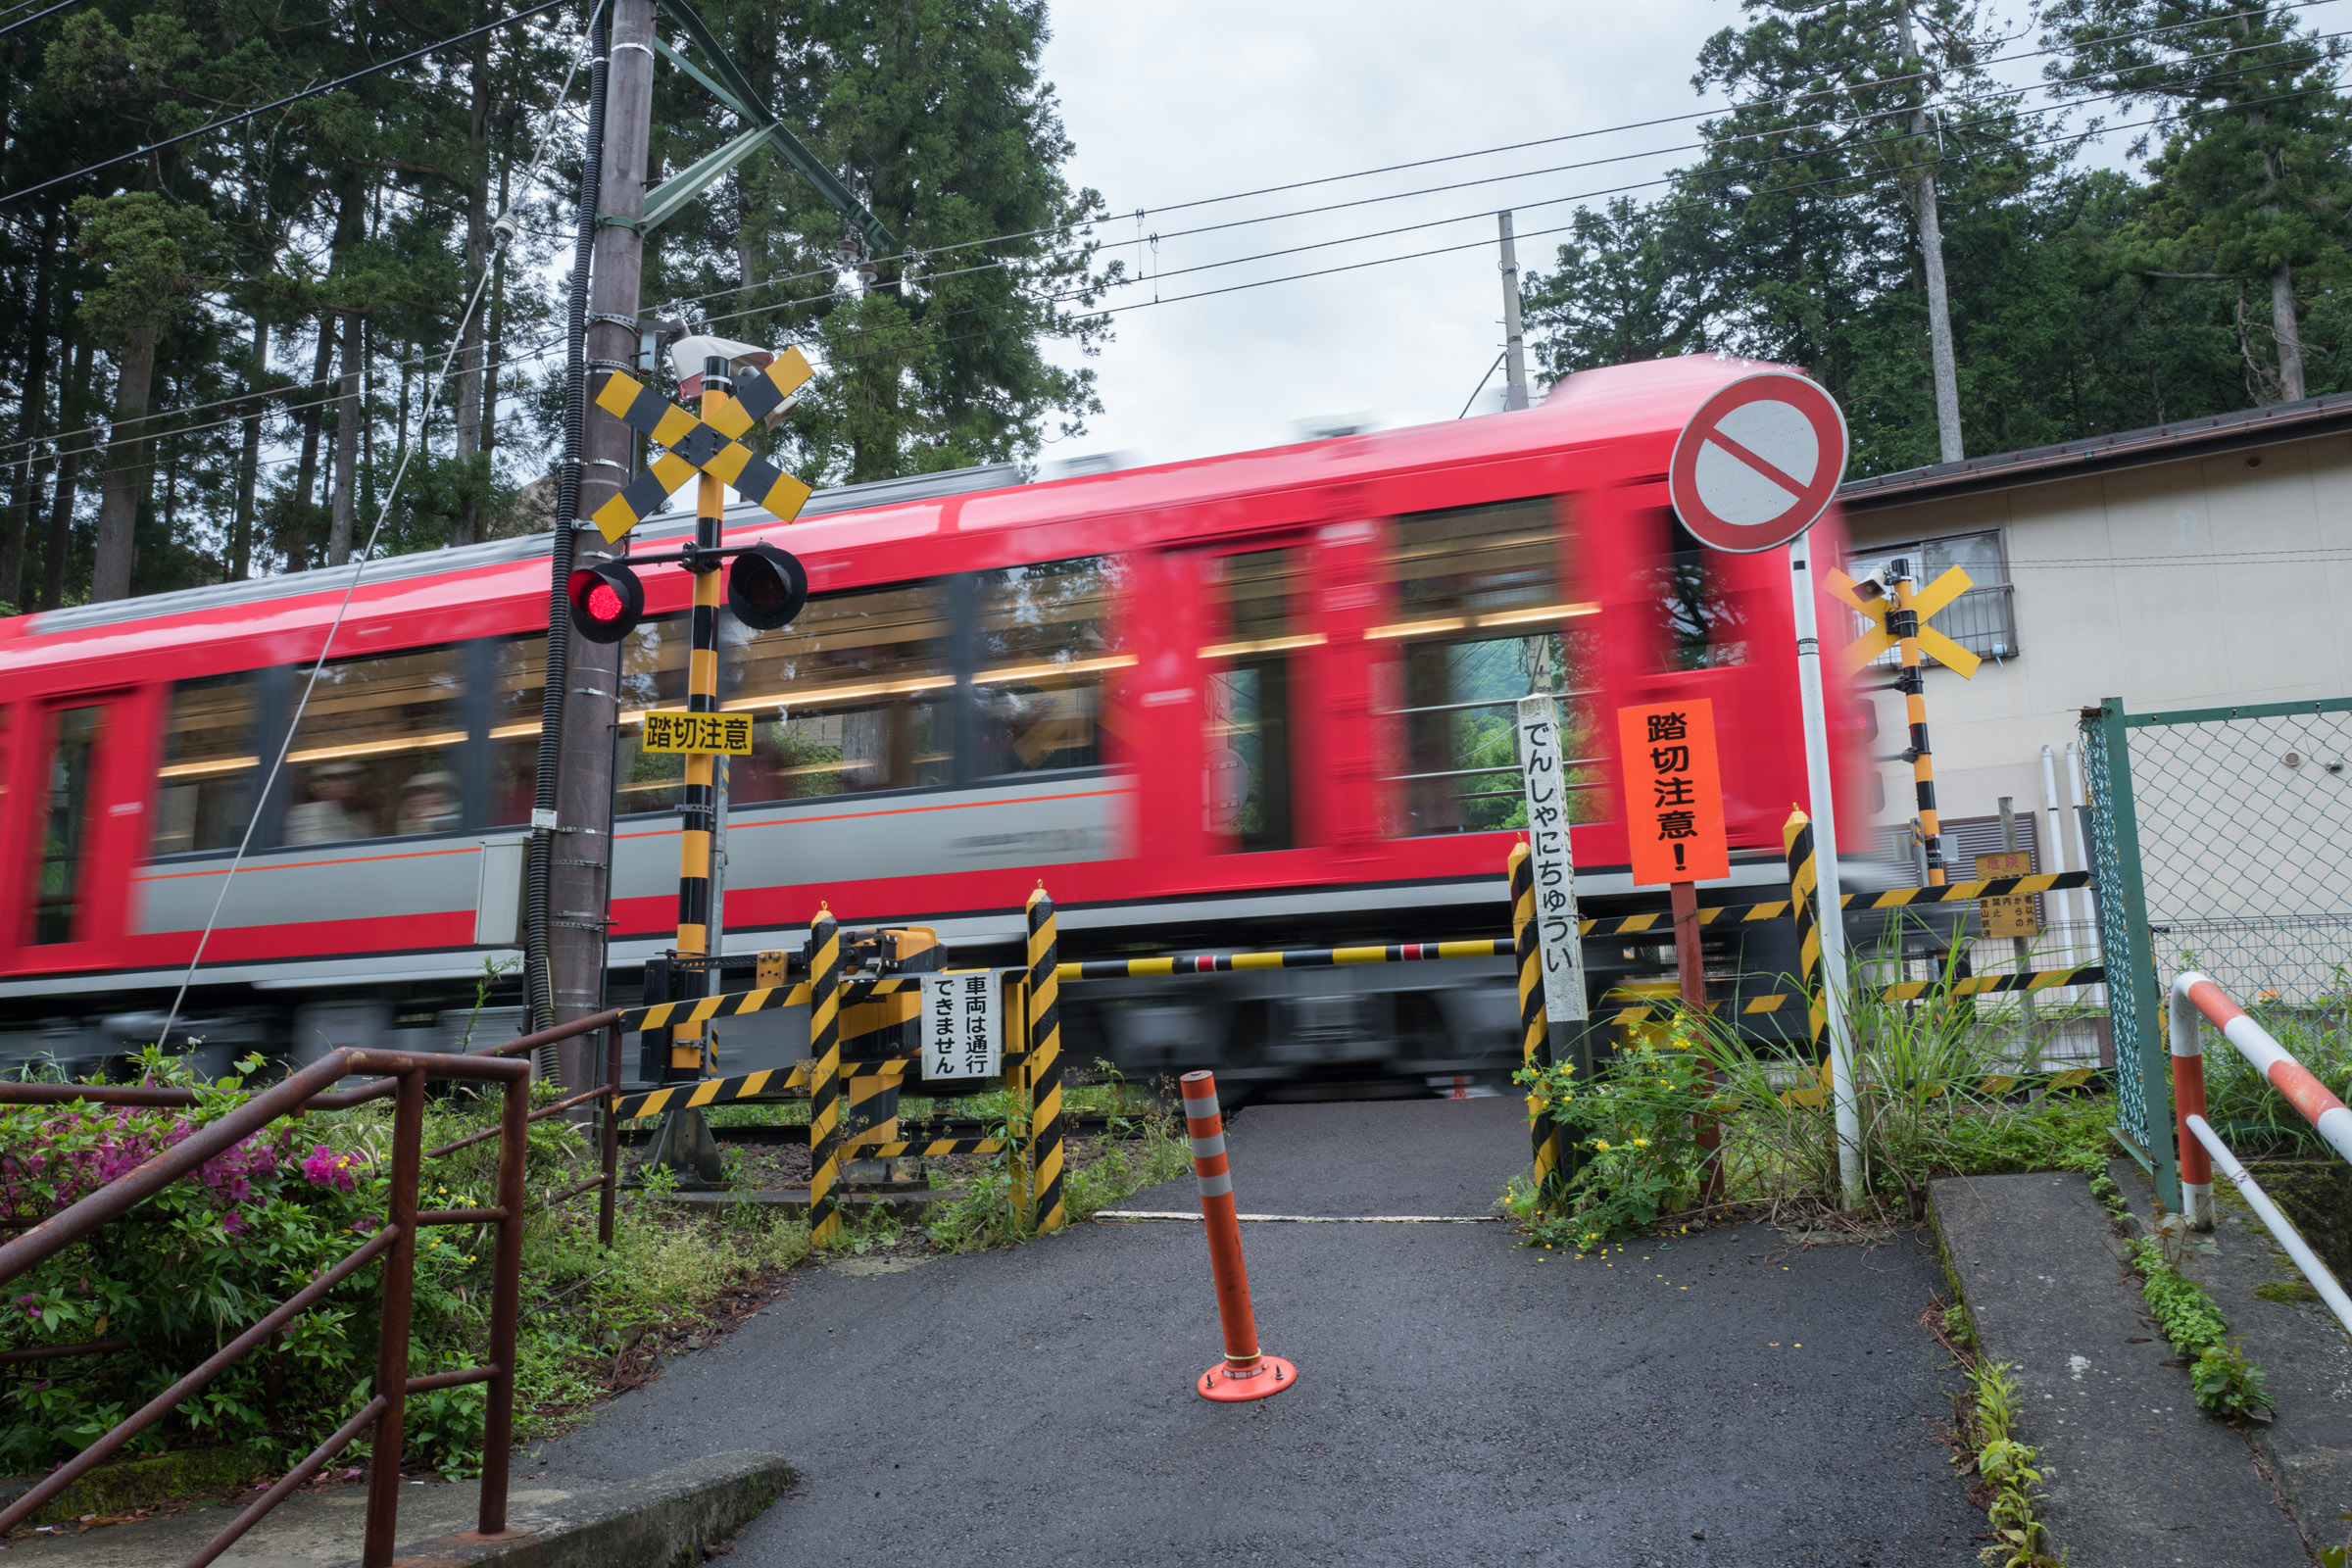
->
[0,1450,796,1568]
[402,1450,797,1568]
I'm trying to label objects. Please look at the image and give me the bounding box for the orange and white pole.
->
[2165,980,2214,1231]
[1181,1070,1297,1402]
[2173,971,2352,1173]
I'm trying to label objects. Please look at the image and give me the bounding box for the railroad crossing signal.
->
[1826,564,1982,677]
[588,348,818,542]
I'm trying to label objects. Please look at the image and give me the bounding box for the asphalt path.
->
[542,1097,1982,1566]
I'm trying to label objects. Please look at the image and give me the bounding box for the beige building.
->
[1838,394,2352,900]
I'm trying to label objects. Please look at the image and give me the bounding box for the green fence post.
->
[2080,697,2179,1209]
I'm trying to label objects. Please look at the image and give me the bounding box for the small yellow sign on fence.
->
[640,710,756,756]
[1975,851,2040,938]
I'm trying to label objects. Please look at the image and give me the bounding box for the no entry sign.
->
[1667,371,1849,553]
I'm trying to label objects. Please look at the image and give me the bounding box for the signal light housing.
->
[566,562,644,644]
[726,543,808,631]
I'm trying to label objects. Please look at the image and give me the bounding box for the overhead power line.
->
[19,11,2323,468]
[0,0,574,208]
[6,55,2338,483]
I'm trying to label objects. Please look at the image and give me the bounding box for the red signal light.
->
[566,563,644,644]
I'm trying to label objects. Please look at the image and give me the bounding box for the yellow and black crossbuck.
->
[589,349,817,542]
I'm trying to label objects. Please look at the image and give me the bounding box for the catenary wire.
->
[2,4,2333,457]
[0,0,576,208]
[7,26,2332,473]
[0,0,80,41]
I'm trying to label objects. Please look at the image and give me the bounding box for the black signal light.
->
[566,561,644,644]
[726,542,808,630]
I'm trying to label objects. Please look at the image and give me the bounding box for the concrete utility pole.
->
[547,0,656,1090]
[1894,6,1963,466]
[1497,212,1530,412]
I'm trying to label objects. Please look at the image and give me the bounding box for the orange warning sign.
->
[1616,699,1730,886]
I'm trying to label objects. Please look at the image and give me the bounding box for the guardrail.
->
[2166,970,2352,1337]
[0,1005,624,1568]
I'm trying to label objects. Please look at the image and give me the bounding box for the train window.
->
[282,648,467,845]
[34,706,100,944]
[1647,513,1750,670]
[725,581,954,802]
[482,637,547,828]
[1374,499,1600,834]
[155,674,262,855]
[972,558,1128,779]
[1203,550,1298,851]
[613,617,690,815]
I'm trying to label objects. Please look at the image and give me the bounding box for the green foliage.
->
[2,1057,809,1480]
[1964,1359,2055,1568]
[2130,1237,2277,1420]
[1512,1014,1717,1247]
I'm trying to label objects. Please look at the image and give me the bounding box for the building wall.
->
[1841,429,2352,878]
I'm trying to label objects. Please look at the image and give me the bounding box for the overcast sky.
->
[1030,0,2105,472]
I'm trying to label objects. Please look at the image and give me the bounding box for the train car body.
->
[0,355,1877,1082]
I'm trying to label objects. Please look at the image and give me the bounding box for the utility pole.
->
[1894,5,1963,465]
[546,0,655,1090]
[1497,211,1529,412]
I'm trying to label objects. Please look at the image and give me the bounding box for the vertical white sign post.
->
[1515,694,1589,1023]
[920,971,1003,1080]
[1787,532,1864,1208]
[1664,368,1863,1209]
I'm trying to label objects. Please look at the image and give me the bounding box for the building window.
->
[1847,529,2017,663]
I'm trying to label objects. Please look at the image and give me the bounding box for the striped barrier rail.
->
[1058,938,1512,982]
[608,1058,910,1123]
[1574,869,2095,939]
[2169,970,2352,1233]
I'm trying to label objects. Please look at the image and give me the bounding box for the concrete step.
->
[2,1451,793,1568]
[1929,1169,2316,1566]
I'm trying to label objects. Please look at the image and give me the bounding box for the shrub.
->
[1512,1013,1717,1247]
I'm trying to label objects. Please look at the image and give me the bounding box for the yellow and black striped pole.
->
[1508,845,1563,1197]
[665,355,732,1078]
[1025,885,1066,1235]
[1888,565,1944,885]
[806,906,846,1248]
[1783,808,1827,1058]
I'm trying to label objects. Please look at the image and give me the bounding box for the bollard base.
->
[1197,1355,1298,1402]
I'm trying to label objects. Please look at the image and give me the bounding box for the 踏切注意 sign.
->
[1616,699,1730,885]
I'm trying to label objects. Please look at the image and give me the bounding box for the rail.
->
[2166,970,2352,1337]
[0,1005,625,1568]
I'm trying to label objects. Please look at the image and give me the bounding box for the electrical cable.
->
[0,0,576,208]
[1,10,2335,465]
[153,4,602,1049]
[0,0,80,42]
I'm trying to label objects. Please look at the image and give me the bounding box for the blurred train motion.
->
[0,355,1881,1085]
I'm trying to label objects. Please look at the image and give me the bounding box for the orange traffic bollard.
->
[1181,1071,1297,1402]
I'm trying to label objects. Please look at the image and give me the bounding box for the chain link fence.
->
[2082,695,2352,1207]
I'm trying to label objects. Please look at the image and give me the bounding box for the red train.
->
[0,355,1872,1083]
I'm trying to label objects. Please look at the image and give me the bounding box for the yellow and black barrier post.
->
[1025,885,1066,1236]
[807,908,847,1248]
[1784,807,1831,1102]
[1508,845,1564,1197]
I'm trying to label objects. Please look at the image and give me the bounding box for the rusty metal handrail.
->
[0,1019,618,1568]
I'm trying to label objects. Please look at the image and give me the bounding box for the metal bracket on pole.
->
[649,3,898,255]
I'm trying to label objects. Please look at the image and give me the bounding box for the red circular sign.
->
[1667,371,1849,553]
